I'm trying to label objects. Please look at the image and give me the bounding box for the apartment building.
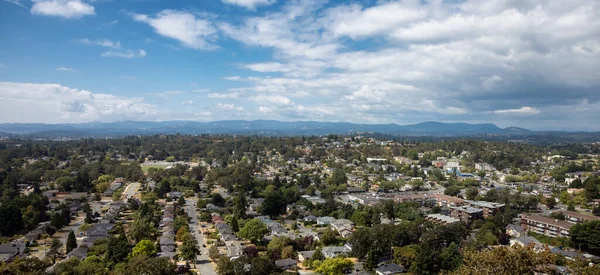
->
[465,200,506,219]
[521,214,573,238]
[559,211,600,224]
[450,206,484,223]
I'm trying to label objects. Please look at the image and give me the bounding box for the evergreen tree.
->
[66,230,77,253]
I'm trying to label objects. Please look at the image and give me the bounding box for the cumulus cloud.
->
[494,106,541,115]
[31,0,95,19]
[181,100,194,105]
[132,10,217,50]
[0,82,157,123]
[102,49,146,58]
[221,0,276,10]
[215,0,600,127]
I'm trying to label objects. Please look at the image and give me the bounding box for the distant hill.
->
[0,120,598,141]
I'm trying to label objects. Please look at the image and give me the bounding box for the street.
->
[186,198,217,275]
[122,182,141,200]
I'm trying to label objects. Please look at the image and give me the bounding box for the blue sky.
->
[0,0,599,130]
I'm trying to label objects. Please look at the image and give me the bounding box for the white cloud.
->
[55,67,76,72]
[0,82,157,123]
[494,106,541,115]
[221,0,276,10]
[191,88,211,93]
[181,100,193,105]
[102,49,146,58]
[4,0,26,9]
[133,10,217,50]
[207,92,242,99]
[215,103,245,111]
[222,76,242,81]
[249,94,292,106]
[31,0,95,19]
[76,38,121,49]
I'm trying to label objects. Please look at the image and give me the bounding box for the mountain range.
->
[1,119,597,142]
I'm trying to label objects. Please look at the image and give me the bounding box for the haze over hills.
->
[0,120,595,140]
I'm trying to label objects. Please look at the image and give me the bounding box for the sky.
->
[0,0,599,130]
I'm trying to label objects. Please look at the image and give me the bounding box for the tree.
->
[465,187,479,200]
[261,192,287,217]
[48,239,63,264]
[321,227,337,245]
[394,244,418,270]
[447,245,555,275]
[233,192,248,219]
[0,257,48,274]
[315,258,353,275]
[444,186,461,197]
[66,230,77,254]
[231,215,239,232]
[132,239,157,257]
[126,255,177,275]
[364,250,379,271]
[209,245,220,261]
[0,203,24,236]
[545,197,557,209]
[568,201,576,211]
[570,220,600,254]
[328,169,348,186]
[128,217,153,242]
[238,219,269,244]
[108,235,131,264]
[180,232,199,266]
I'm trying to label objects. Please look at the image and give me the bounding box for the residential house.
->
[317,216,336,225]
[275,258,298,270]
[322,245,352,258]
[67,245,89,260]
[0,242,25,263]
[297,250,315,262]
[505,224,524,238]
[375,263,404,275]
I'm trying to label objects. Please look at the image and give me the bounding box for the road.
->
[186,198,217,275]
[122,182,141,200]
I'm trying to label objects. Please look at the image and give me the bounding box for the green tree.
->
[321,227,338,245]
[180,232,199,266]
[444,186,461,197]
[48,239,63,264]
[364,250,379,271]
[132,239,157,257]
[108,235,131,264]
[0,257,49,274]
[0,203,26,235]
[465,187,479,200]
[125,255,177,275]
[570,220,600,255]
[66,230,77,254]
[328,169,348,186]
[128,217,153,242]
[261,192,287,217]
[447,245,555,275]
[315,258,353,275]
[231,215,239,232]
[238,219,269,244]
[209,245,220,261]
[394,244,418,270]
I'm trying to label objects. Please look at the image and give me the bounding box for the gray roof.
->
[275,258,297,267]
[375,263,404,274]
